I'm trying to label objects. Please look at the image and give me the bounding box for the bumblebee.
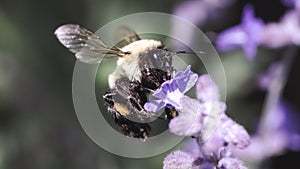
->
[55,24,178,139]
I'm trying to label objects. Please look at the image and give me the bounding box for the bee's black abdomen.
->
[112,113,151,139]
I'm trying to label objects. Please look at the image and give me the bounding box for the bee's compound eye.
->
[157,45,165,49]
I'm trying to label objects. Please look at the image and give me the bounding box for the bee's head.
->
[146,48,172,70]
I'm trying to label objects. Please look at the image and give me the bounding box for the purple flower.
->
[257,62,283,90]
[217,148,248,169]
[144,66,198,112]
[218,157,247,169]
[172,0,235,49]
[168,96,204,136]
[196,74,227,120]
[283,0,300,9]
[196,74,221,102]
[233,101,300,161]
[220,115,251,149]
[260,10,300,48]
[199,114,250,153]
[168,74,227,136]
[163,150,196,169]
[261,102,300,151]
[161,69,250,169]
[216,5,264,60]
[173,0,235,24]
[168,74,230,137]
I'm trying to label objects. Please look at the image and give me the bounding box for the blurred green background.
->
[0,0,299,169]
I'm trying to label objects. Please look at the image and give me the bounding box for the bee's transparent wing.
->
[114,25,141,48]
[55,24,126,63]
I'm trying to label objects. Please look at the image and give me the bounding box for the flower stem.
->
[258,46,297,133]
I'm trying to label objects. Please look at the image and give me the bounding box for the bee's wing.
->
[114,25,141,48]
[55,24,126,63]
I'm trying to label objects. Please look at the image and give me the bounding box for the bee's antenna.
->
[175,51,205,55]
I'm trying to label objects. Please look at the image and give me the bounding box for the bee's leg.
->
[114,77,152,119]
[102,89,151,139]
[103,90,123,120]
[103,90,116,108]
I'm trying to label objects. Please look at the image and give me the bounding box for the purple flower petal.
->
[144,100,166,112]
[218,157,248,169]
[216,26,246,51]
[169,114,203,136]
[169,96,203,136]
[202,127,225,154]
[163,150,195,169]
[221,116,251,149]
[201,101,227,118]
[241,5,264,60]
[196,74,220,102]
[288,133,300,151]
[146,66,198,111]
[174,66,198,93]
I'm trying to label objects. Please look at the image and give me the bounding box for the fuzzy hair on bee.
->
[55,24,178,139]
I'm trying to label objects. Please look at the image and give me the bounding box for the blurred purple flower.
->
[234,101,300,161]
[163,150,196,169]
[216,5,264,60]
[144,65,198,112]
[266,102,300,151]
[174,0,235,24]
[261,10,300,48]
[172,0,235,48]
[283,0,300,9]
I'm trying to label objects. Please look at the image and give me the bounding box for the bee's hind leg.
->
[102,88,151,139]
[113,77,152,119]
